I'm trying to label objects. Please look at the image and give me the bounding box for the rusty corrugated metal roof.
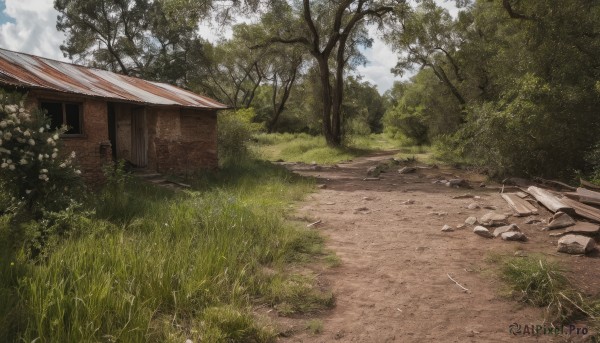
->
[0,48,228,110]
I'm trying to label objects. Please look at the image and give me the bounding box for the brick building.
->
[0,49,227,181]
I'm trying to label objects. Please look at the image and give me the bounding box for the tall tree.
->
[257,0,404,146]
[54,0,206,83]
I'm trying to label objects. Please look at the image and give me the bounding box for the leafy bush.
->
[438,74,597,178]
[218,108,263,165]
[0,91,82,216]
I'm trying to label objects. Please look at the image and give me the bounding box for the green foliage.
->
[0,160,325,342]
[218,109,263,165]
[0,91,82,216]
[497,255,600,324]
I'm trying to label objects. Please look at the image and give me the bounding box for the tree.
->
[54,0,205,83]
[257,0,404,146]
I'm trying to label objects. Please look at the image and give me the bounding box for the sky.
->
[0,0,458,94]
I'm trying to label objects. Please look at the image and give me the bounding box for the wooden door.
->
[131,107,148,167]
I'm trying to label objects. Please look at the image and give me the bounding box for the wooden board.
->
[565,222,600,235]
[580,179,600,190]
[560,197,600,223]
[501,193,538,216]
[562,188,600,206]
[527,186,573,214]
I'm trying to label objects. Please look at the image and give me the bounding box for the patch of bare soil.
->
[274,152,600,342]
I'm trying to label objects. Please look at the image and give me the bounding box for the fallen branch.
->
[306,220,322,228]
[447,273,470,293]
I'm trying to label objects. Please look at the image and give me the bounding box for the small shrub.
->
[0,91,82,216]
[218,108,263,165]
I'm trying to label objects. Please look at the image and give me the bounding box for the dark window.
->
[41,101,83,135]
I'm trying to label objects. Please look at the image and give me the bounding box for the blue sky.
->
[0,0,458,93]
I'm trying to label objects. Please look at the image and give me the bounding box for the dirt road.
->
[278,152,599,342]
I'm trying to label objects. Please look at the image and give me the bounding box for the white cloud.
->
[0,0,67,61]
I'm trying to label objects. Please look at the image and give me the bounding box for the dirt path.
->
[277,151,599,343]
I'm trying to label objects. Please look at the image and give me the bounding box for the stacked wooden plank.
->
[501,193,538,216]
[527,186,574,215]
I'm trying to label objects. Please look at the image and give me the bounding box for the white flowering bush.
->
[0,91,82,215]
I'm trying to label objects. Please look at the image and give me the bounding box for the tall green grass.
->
[252,133,413,164]
[0,161,333,342]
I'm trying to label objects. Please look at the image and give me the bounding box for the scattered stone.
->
[565,222,600,236]
[317,184,327,189]
[401,199,415,205]
[557,235,596,254]
[465,216,478,225]
[398,166,417,174]
[474,196,481,200]
[456,223,467,230]
[428,212,448,216]
[441,224,454,232]
[467,202,480,210]
[479,183,486,188]
[493,224,521,237]
[482,205,497,210]
[363,177,381,181]
[501,231,527,241]
[480,212,509,226]
[432,179,448,185]
[473,226,494,238]
[447,179,471,188]
[525,217,542,224]
[363,196,373,201]
[324,202,336,205]
[549,232,565,237]
[452,193,474,199]
[543,211,576,231]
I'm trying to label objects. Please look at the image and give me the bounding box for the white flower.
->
[70,151,76,158]
[38,154,44,161]
[6,104,18,113]
[53,134,59,140]
[0,121,6,128]
[28,139,35,146]
[46,138,54,144]
[74,170,81,175]
[51,153,57,159]
[59,163,66,168]
[19,158,27,165]
[25,190,31,194]
[3,132,11,140]
[40,168,48,174]
[44,154,49,158]
[0,162,7,168]
[23,130,30,137]
[8,164,15,170]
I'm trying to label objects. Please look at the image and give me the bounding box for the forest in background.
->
[54,0,600,179]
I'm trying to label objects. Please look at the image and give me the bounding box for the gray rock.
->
[401,199,415,205]
[456,224,467,230]
[465,216,478,225]
[441,224,454,232]
[398,166,416,174]
[467,202,480,210]
[544,211,576,230]
[501,231,527,241]
[525,217,541,224]
[447,179,471,188]
[473,226,494,238]
[480,212,509,226]
[557,235,596,254]
[493,224,521,237]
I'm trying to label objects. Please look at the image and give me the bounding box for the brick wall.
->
[27,91,111,184]
[154,108,218,174]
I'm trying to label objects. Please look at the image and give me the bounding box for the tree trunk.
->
[316,56,337,146]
